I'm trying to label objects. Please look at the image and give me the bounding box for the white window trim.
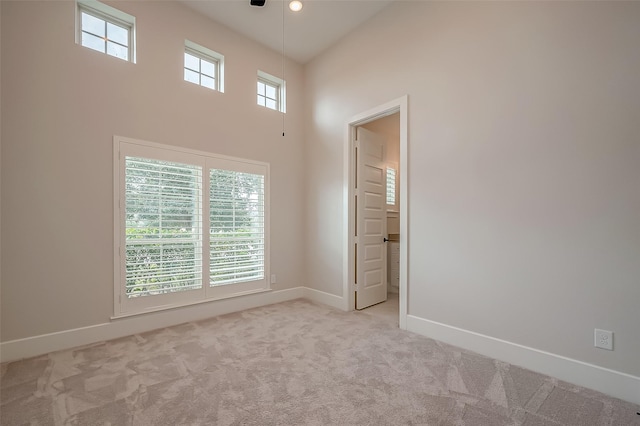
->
[113,136,270,318]
[184,39,225,93]
[76,0,136,63]
[257,70,286,113]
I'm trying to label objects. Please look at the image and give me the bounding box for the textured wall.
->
[304,2,640,376]
[1,1,306,341]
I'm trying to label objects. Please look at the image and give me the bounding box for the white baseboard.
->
[303,287,346,310]
[5,290,636,406]
[406,315,640,405]
[0,287,305,364]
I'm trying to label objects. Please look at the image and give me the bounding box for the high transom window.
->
[114,136,269,316]
[184,40,224,92]
[257,70,285,113]
[77,0,135,62]
[257,79,279,110]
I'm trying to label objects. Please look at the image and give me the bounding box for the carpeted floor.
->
[1,298,638,425]
[360,292,400,326]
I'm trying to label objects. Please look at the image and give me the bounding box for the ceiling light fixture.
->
[289,0,303,12]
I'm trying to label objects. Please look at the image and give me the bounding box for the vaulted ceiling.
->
[180,0,394,64]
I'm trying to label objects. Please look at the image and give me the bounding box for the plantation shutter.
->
[115,136,270,316]
[209,168,265,286]
[386,166,396,205]
[125,157,203,297]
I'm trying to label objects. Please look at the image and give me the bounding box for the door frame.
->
[343,95,408,329]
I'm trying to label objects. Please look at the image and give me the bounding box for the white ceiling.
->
[180,0,393,64]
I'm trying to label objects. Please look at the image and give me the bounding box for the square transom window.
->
[77,0,135,62]
[184,40,224,92]
[257,79,279,111]
[257,71,285,113]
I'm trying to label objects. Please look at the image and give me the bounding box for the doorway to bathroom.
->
[343,96,408,330]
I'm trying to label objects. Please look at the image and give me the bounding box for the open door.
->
[355,127,387,309]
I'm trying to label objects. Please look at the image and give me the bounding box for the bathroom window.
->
[386,166,398,209]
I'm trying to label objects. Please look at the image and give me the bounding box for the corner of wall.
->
[406,314,640,406]
[303,287,346,311]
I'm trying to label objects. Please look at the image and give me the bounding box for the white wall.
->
[1,1,305,342]
[0,1,3,340]
[304,0,640,380]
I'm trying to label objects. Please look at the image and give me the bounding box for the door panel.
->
[364,244,382,260]
[355,127,387,309]
[364,165,383,183]
[364,218,382,234]
[364,192,383,209]
[364,269,382,285]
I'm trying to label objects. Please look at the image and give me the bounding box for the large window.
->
[114,136,269,316]
[77,0,135,62]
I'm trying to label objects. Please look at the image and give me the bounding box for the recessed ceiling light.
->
[289,0,303,12]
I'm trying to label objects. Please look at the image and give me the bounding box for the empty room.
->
[1,0,639,424]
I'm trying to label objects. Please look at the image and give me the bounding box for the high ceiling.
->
[180,0,394,64]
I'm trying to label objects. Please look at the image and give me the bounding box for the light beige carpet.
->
[1,299,638,425]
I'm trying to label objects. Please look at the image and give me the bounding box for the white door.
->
[355,127,387,309]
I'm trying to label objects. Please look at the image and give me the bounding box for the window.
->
[257,79,279,111]
[184,40,224,92]
[209,169,265,286]
[114,136,269,316]
[77,0,135,62]
[257,70,285,112]
[386,166,397,208]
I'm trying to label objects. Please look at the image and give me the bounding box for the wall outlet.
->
[594,329,613,351]
[270,274,277,284]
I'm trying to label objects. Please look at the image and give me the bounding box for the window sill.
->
[111,287,272,320]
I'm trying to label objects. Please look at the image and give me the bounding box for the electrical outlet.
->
[270,274,277,284]
[594,329,613,351]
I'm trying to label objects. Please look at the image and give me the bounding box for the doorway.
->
[343,96,408,330]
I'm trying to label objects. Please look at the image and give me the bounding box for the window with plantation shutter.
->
[125,157,203,297]
[209,169,265,286]
[114,137,270,317]
[386,166,397,208]
[386,167,396,204]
